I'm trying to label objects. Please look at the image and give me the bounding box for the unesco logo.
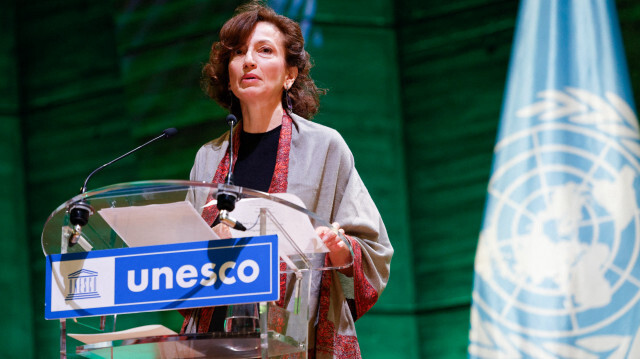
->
[65,269,100,301]
[471,88,640,356]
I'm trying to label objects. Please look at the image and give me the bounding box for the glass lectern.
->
[41,180,353,358]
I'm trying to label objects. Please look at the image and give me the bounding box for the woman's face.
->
[228,22,297,108]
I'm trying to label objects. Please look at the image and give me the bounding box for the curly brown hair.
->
[201,2,324,119]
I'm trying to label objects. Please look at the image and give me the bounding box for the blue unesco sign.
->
[45,235,278,320]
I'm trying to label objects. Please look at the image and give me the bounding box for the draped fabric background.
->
[0,0,639,358]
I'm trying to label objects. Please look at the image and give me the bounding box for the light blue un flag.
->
[469,1,640,358]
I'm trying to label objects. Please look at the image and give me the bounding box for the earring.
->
[285,88,293,113]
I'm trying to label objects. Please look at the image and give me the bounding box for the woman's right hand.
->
[212,223,232,239]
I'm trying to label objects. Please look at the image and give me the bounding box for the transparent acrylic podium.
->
[41,180,353,358]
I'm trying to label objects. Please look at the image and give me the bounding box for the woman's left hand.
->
[316,222,353,277]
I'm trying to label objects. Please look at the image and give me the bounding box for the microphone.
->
[223,114,238,186]
[215,114,246,231]
[67,127,178,246]
[79,127,178,194]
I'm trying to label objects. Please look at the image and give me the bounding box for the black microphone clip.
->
[68,199,94,246]
[215,185,246,232]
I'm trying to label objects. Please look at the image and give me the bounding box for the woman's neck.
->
[240,99,284,133]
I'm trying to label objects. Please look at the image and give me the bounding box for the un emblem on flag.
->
[471,88,640,356]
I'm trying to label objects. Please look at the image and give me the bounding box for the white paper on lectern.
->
[68,325,177,345]
[98,201,219,247]
[227,193,329,255]
[69,325,204,357]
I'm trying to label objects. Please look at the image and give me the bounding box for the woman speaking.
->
[182,3,393,357]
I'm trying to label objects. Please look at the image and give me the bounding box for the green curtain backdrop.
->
[398,1,518,356]
[0,1,35,357]
[1,0,639,358]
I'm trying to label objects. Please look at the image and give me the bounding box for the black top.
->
[232,125,281,192]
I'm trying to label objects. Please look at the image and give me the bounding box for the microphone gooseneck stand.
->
[215,114,246,231]
[67,128,178,246]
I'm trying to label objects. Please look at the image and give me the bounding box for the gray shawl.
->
[189,114,393,358]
